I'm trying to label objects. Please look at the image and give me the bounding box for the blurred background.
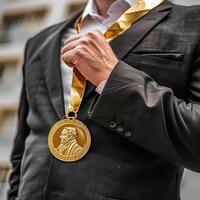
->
[0,0,200,199]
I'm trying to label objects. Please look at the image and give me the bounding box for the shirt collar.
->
[81,0,99,20]
[82,0,139,21]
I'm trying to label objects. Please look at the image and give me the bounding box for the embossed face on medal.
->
[56,126,83,157]
[48,118,91,162]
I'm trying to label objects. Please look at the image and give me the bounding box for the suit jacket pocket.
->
[139,53,184,61]
[123,53,183,71]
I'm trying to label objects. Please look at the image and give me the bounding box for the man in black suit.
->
[8,0,200,199]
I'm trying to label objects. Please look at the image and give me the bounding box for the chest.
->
[122,23,197,100]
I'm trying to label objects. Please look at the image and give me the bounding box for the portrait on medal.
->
[56,127,83,157]
[51,125,86,158]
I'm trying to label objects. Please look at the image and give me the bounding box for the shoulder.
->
[27,10,82,48]
[32,20,67,40]
[26,20,67,51]
[24,10,82,56]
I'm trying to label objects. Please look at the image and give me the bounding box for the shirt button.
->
[109,121,117,129]
[125,131,133,138]
[116,126,124,133]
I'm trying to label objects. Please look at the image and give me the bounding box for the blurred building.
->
[0,0,199,199]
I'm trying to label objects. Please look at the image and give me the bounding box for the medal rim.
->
[48,118,91,162]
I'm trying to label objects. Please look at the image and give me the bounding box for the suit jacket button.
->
[109,121,117,128]
[116,126,124,133]
[125,131,133,138]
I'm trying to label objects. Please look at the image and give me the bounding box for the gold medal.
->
[48,0,164,162]
[48,117,91,162]
[48,67,91,162]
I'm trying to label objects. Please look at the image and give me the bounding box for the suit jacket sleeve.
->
[7,39,31,200]
[89,48,200,172]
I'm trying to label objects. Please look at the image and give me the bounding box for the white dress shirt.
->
[61,0,138,113]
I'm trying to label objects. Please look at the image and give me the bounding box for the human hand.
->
[61,30,118,86]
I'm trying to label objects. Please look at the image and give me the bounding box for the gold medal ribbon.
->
[105,0,165,41]
[67,67,86,117]
[68,0,164,118]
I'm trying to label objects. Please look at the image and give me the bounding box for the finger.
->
[84,31,108,55]
[80,31,104,53]
[62,34,97,55]
[61,39,80,55]
[64,34,81,45]
[61,48,79,67]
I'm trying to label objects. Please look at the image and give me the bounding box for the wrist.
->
[98,59,118,85]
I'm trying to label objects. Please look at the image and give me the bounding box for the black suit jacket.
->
[8,1,200,200]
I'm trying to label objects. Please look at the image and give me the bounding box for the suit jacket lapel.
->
[41,11,82,120]
[109,1,172,59]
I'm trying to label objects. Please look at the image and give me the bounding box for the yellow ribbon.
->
[67,0,164,118]
[67,67,86,117]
